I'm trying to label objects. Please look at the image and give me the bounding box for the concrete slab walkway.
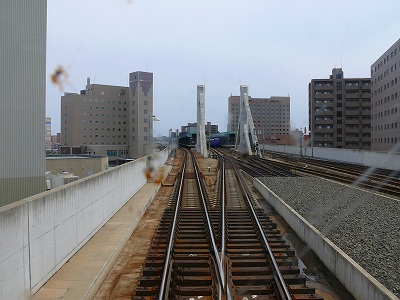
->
[33,165,172,300]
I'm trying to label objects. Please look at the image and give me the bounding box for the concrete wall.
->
[253,178,397,300]
[261,144,400,170]
[0,148,170,299]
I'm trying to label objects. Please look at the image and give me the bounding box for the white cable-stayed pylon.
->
[236,85,258,155]
[196,85,208,157]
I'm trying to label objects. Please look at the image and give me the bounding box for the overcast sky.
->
[46,0,400,136]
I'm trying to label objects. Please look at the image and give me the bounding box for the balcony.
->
[345,136,361,142]
[345,109,360,116]
[315,127,334,132]
[362,110,371,116]
[345,93,360,98]
[315,110,334,116]
[314,120,334,125]
[344,85,360,91]
[315,85,334,90]
[344,101,360,108]
[314,92,334,98]
[314,136,334,142]
[345,126,360,133]
[345,118,361,125]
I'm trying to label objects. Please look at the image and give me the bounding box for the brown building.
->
[61,78,130,159]
[61,71,154,160]
[51,133,61,145]
[309,68,371,150]
[370,38,400,152]
[228,95,290,143]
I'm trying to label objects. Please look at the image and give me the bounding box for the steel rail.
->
[191,152,227,297]
[220,158,232,300]
[211,151,231,299]
[158,149,187,300]
[220,158,226,263]
[230,157,293,300]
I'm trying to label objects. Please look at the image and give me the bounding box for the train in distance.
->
[177,131,236,148]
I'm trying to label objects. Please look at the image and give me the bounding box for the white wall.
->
[261,144,400,170]
[0,148,170,299]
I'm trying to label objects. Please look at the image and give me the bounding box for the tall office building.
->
[61,78,130,158]
[370,38,400,152]
[45,118,52,149]
[61,72,155,160]
[128,71,154,158]
[228,95,290,143]
[309,68,371,150]
[0,0,47,206]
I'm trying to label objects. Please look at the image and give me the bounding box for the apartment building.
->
[0,0,47,206]
[371,38,400,152]
[309,68,371,150]
[61,72,154,159]
[228,95,291,143]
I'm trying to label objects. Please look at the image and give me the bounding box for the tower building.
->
[228,95,290,143]
[45,118,52,149]
[61,78,130,159]
[128,71,154,158]
[309,68,371,150]
[61,71,154,160]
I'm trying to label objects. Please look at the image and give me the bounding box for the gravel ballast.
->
[258,176,400,298]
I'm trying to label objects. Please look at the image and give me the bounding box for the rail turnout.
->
[132,148,324,300]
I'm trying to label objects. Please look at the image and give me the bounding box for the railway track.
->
[260,150,400,197]
[132,148,324,299]
[215,149,400,197]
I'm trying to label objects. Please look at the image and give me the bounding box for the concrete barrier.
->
[0,148,170,299]
[253,178,397,300]
[261,144,400,170]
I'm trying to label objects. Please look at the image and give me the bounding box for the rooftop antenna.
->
[146,62,148,72]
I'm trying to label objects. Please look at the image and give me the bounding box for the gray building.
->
[45,117,52,149]
[181,122,218,134]
[61,71,154,160]
[370,38,400,152]
[128,71,154,158]
[228,95,290,142]
[309,68,371,150]
[0,0,47,206]
[61,78,130,160]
